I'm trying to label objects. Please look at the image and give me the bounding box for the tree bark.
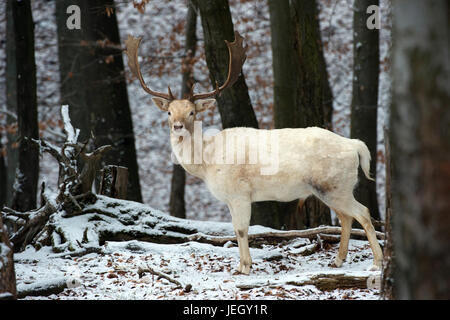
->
[390,0,450,299]
[55,0,142,202]
[5,0,19,207]
[0,132,6,208]
[10,0,40,212]
[169,2,198,219]
[264,0,302,229]
[350,0,380,221]
[381,128,394,299]
[290,0,332,228]
[99,165,128,199]
[0,216,16,300]
[191,0,258,129]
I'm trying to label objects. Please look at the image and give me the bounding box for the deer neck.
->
[170,128,206,180]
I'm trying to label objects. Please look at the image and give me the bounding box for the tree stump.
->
[99,165,128,200]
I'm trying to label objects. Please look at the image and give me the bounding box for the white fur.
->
[160,98,383,274]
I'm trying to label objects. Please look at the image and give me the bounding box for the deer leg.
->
[334,197,383,271]
[333,210,353,267]
[357,213,383,271]
[228,200,252,275]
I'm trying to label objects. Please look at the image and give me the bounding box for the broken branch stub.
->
[99,165,128,200]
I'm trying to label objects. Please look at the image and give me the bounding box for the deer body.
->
[171,124,383,274]
[125,32,383,275]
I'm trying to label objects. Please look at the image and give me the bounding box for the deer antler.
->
[189,31,247,101]
[124,35,175,101]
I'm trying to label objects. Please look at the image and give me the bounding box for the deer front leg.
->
[228,200,252,275]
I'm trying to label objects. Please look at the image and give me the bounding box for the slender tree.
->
[5,0,19,207]
[265,0,301,229]
[350,0,380,221]
[55,0,142,202]
[389,0,450,299]
[169,2,198,219]
[0,133,6,208]
[10,0,40,212]
[289,0,333,227]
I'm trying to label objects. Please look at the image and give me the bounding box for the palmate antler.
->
[124,35,175,100]
[124,31,247,102]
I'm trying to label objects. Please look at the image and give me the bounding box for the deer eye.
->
[167,111,171,116]
[189,111,194,116]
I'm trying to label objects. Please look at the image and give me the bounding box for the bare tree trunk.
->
[170,2,198,219]
[0,132,6,208]
[381,128,394,299]
[10,0,39,212]
[350,0,380,222]
[56,0,142,202]
[192,0,258,128]
[5,0,19,207]
[390,0,450,299]
[0,216,16,300]
[290,0,332,228]
[265,0,302,229]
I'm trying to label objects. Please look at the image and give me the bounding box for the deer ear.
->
[151,97,170,111]
[195,99,216,113]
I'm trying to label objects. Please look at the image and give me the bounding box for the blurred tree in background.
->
[351,0,380,222]
[55,0,142,202]
[8,0,40,212]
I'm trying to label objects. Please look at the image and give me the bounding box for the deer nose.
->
[174,124,184,131]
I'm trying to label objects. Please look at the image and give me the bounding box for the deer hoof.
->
[238,262,251,275]
[367,263,381,271]
[333,257,344,268]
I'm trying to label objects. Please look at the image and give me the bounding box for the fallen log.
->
[17,277,69,299]
[237,272,381,291]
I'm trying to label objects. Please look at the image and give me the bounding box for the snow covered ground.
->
[15,237,381,300]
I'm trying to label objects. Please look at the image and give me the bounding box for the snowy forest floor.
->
[11,196,382,300]
[16,238,380,300]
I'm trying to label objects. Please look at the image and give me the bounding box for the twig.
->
[138,265,191,292]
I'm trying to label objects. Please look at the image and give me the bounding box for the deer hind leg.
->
[329,196,383,271]
[228,200,252,275]
[333,210,353,268]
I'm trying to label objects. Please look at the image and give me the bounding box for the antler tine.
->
[192,31,247,101]
[168,86,175,100]
[124,35,174,101]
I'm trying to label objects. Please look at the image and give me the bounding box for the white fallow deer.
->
[124,32,383,274]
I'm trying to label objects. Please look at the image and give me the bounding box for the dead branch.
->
[237,272,380,291]
[137,265,192,292]
[186,226,384,247]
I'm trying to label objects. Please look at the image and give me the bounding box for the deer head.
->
[124,31,247,134]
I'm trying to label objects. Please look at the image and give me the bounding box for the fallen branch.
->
[186,226,384,247]
[48,246,104,259]
[17,277,69,299]
[237,272,380,291]
[137,265,192,292]
[287,273,376,291]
